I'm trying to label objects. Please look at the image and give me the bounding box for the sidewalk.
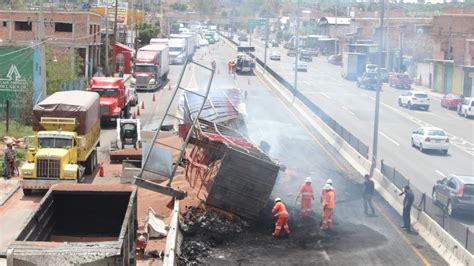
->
[408,84,444,100]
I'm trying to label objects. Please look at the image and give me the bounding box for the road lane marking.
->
[435,170,446,177]
[320,92,332,100]
[342,106,355,116]
[379,131,400,146]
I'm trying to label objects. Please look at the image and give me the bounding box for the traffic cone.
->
[99,163,104,177]
[153,94,156,102]
[141,101,145,109]
[137,108,140,116]
[168,84,172,91]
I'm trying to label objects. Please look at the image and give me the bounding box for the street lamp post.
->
[369,0,385,177]
[293,0,300,103]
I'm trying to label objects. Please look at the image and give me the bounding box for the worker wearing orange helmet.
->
[272,197,290,237]
[321,184,336,230]
[296,177,315,218]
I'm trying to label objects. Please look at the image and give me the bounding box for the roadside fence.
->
[381,160,473,254]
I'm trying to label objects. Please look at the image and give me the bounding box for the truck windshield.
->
[38,136,73,149]
[135,65,155,73]
[170,47,184,52]
[92,88,119,97]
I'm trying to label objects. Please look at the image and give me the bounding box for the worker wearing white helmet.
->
[296,177,315,218]
[321,183,336,230]
[272,197,290,237]
[321,178,336,203]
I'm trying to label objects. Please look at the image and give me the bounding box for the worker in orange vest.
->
[321,184,336,230]
[272,197,290,237]
[320,178,336,203]
[296,177,314,218]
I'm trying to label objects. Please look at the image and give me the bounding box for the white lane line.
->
[435,170,446,177]
[320,92,332,100]
[379,131,400,146]
[342,106,355,116]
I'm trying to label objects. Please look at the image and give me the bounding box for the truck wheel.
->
[23,188,32,196]
[85,150,96,175]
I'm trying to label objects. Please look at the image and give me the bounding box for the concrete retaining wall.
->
[219,34,473,266]
[163,199,182,266]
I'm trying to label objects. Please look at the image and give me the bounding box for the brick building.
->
[0,10,102,78]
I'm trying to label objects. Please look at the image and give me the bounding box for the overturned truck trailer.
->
[182,119,280,221]
[7,184,137,266]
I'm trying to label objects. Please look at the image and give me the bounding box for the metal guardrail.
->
[222,32,369,159]
[381,160,473,254]
[163,199,181,266]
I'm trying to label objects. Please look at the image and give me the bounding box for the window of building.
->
[55,22,73,33]
[90,25,93,34]
[15,21,32,31]
[2,21,7,27]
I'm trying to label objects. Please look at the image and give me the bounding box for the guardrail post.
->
[423,193,426,211]
[466,227,469,249]
[442,211,445,228]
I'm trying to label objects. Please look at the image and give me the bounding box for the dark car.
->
[299,50,312,62]
[432,175,474,216]
[356,72,380,90]
[238,35,248,42]
[271,40,279,47]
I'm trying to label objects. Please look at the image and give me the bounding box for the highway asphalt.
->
[226,32,474,228]
[189,36,446,265]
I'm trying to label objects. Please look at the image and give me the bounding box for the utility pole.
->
[385,1,390,71]
[369,0,384,178]
[293,0,300,103]
[160,0,164,37]
[105,0,110,76]
[264,18,269,73]
[113,0,119,77]
[37,0,46,100]
[334,0,338,55]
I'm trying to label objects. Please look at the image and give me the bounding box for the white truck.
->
[170,33,196,59]
[169,39,187,65]
[150,38,169,45]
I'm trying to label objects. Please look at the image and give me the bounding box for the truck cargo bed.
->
[7,184,137,265]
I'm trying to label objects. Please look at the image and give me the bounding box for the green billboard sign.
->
[0,47,34,102]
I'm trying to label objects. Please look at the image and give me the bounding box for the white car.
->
[199,38,209,47]
[398,91,430,110]
[411,127,449,155]
[293,61,307,72]
[270,51,281,60]
[457,97,474,118]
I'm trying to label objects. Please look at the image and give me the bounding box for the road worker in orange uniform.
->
[296,177,315,218]
[321,184,336,230]
[320,178,336,203]
[272,197,290,237]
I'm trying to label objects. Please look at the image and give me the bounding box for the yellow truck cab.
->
[21,91,100,195]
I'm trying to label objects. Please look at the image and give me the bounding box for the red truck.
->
[132,44,170,91]
[389,73,412,90]
[89,77,131,123]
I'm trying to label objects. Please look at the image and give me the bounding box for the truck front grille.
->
[36,159,60,179]
[136,76,150,86]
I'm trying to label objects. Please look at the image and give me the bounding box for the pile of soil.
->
[179,206,250,264]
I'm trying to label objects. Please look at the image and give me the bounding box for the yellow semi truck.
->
[21,91,101,195]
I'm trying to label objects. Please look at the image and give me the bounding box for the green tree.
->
[45,48,84,95]
[170,3,188,12]
[137,23,160,47]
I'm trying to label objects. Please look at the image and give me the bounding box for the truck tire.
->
[85,149,96,175]
[23,188,32,196]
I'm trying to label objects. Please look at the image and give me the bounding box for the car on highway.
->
[287,48,297,57]
[411,126,449,155]
[380,68,389,83]
[398,91,430,110]
[441,94,463,110]
[271,40,279,47]
[299,50,312,62]
[270,51,281,60]
[199,38,209,47]
[327,54,342,66]
[238,35,248,42]
[293,61,307,72]
[356,72,380,90]
[128,87,139,107]
[432,175,474,216]
[457,97,474,118]
[389,73,412,89]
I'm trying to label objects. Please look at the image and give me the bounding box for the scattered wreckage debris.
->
[179,205,249,264]
[181,118,281,221]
